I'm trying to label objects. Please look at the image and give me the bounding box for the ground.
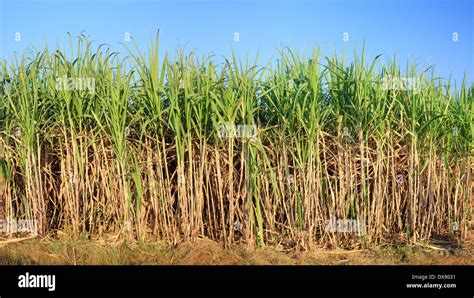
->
[0,231,472,265]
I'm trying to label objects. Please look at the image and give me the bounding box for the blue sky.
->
[0,0,472,84]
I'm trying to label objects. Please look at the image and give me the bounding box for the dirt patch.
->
[0,235,472,265]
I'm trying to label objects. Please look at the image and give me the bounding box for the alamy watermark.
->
[18,272,56,292]
[0,219,38,235]
[325,218,365,236]
[56,76,95,94]
[233,32,240,42]
[381,75,421,93]
[217,123,257,140]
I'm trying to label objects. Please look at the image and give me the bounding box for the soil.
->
[0,231,472,265]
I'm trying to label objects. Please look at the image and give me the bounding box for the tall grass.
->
[0,34,472,249]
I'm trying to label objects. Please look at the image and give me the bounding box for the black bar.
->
[0,265,472,297]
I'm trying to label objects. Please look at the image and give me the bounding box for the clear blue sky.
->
[0,0,472,84]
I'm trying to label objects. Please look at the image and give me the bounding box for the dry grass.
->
[0,236,472,265]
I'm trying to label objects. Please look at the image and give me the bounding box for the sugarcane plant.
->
[0,33,472,249]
